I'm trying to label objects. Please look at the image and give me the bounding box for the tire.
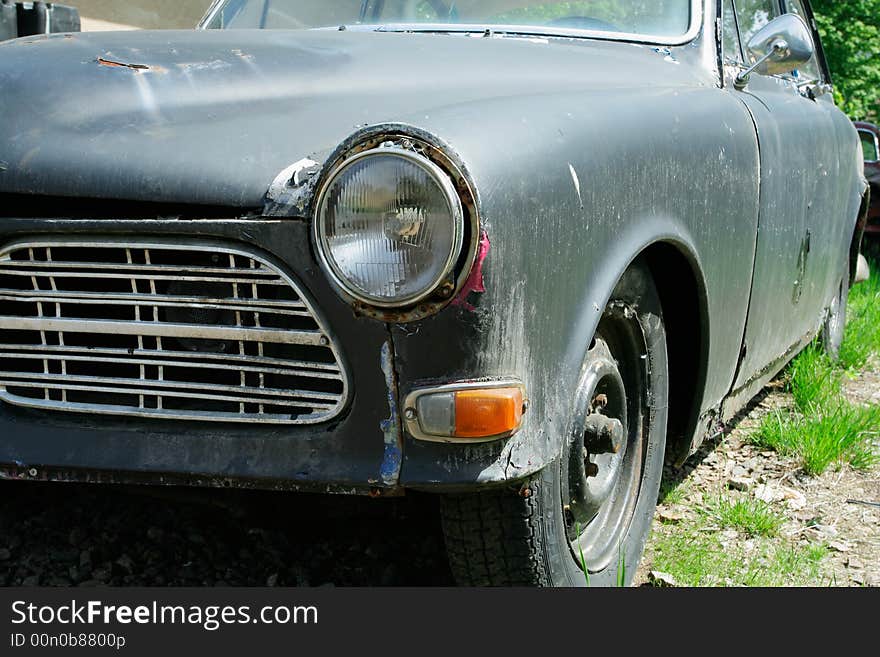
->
[821,258,849,361]
[440,259,669,586]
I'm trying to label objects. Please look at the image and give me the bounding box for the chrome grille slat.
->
[0,268,289,286]
[0,380,339,409]
[0,317,326,346]
[0,240,348,423]
[0,260,284,276]
[0,291,310,315]
[0,352,344,381]
[0,372,340,402]
[0,343,342,373]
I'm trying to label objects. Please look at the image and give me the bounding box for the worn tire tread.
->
[440,480,548,586]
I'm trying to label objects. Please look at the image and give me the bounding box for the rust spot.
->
[97,57,150,71]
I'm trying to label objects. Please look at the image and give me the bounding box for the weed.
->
[787,345,840,412]
[754,405,880,475]
[838,264,880,370]
[702,495,782,537]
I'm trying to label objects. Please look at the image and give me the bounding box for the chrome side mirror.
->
[734,14,815,90]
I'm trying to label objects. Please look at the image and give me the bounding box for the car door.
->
[724,0,842,395]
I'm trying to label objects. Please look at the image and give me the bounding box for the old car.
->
[0,0,868,586]
[856,121,879,236]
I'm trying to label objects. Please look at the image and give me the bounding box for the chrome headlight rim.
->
[313,134,476,314]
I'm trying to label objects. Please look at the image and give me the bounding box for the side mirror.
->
[734,14,815,90]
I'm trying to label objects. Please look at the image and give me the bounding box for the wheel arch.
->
[564,233,711,469]
[641,241,711,465]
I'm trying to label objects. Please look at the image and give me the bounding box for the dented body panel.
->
[0,1,865,493]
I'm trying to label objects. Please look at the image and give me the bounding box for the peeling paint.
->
[379,341,402,486]
[263,158,322,217]
[97,57,150,71]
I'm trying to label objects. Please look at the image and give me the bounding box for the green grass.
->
[747,257,880,475]
[838,263,880,370]
[649,525,828,587]
[788,345,841,413]
[658,478,689,506]
[754,406,880,475]
[702,495,782,537]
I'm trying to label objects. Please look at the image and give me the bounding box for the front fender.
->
[391,86,760,490]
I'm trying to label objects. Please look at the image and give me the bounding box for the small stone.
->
[77,579,103,588]
[79,549,91,567]
[0,548,11,561]
[266,573,279,587]
[146,527,164,542]
[785,497,807,512]
[828,541,852,553]
[657,508,685,523]
[649,571,678,587]
[755,484,784,503]
[728,476,755,492]
[731,464,749,478]
[115,555,134,572]
[21,575,40,587]
[845,556,864,570]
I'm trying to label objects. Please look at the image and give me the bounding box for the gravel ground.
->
[0,484,454,587]
[2,370,876,588]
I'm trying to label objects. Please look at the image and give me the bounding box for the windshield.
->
[201,1,696,41]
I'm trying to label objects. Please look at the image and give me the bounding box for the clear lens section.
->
[318,152,461,305]
[416,392,456,437]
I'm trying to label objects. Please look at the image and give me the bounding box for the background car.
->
[856,121,880,237]
[0,0,868,586]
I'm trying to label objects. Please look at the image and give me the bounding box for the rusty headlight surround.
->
[311,128,480,323]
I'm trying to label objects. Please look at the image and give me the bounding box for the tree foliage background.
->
[811,0,880,121]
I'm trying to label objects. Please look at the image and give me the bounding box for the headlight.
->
[314,148,464,307]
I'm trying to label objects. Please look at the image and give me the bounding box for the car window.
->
[782,0,822,81]
[733,0,777,60]
[861,130,880,162]
[722,0,743,63]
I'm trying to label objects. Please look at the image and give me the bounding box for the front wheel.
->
[440,260,668,586]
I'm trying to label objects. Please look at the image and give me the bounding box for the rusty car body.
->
[0,0,868,586]
[856,121,879,235]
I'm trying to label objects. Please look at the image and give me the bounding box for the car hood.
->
[0,29,705,209]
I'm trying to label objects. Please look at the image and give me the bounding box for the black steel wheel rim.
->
[563,303,649,573]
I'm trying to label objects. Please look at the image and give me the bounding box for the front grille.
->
[0,239,348,424]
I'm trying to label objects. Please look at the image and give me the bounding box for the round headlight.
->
[315,148,464,307]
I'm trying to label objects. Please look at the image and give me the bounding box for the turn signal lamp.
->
[403,381,527,443]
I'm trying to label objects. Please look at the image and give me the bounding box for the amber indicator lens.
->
[453,387,524,439]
